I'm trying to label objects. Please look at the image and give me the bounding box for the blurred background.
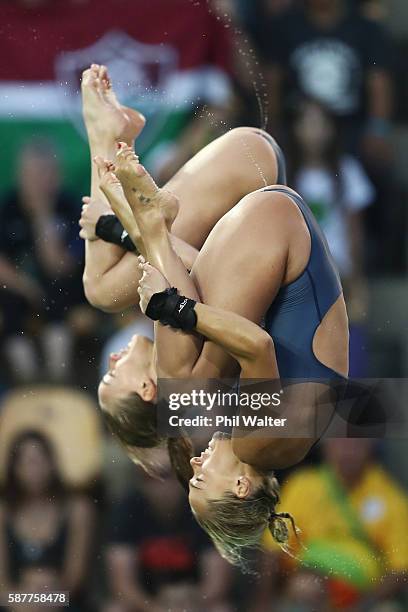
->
[0,0,407,610]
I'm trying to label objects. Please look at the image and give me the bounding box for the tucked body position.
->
[79,65,349,568]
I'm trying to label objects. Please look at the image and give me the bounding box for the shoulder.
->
[341,154,366,172]
[340,155,375,208]
[340,154,369,185]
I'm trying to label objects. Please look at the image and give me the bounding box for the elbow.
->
[232,437,311,471]
[248,333,274,361]
[255,334,274,356]
[83,274,121,313]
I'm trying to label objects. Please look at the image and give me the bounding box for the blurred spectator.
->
[104,452,233,612]
[257,0,393,159]
[0,386,104,491]
[0,138,89,384]
[261,439,408,610]
[254,0,402,275]
[7,566,61,612]
[358,0,388,22]
[0,431,96,609]
[289,98,374,288]
[288,98,375,373]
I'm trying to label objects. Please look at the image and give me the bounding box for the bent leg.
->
[168,127,284,249]
[82,68,285,311]
[91,127,285,311]
[189,190,299,377]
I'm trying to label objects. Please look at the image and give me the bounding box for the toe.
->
[93,156,105,171]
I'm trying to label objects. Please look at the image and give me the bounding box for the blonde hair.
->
[102,392,193,488]
[194,473,296,572]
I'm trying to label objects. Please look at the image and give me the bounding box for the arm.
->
[83,237,142,313]
[367,68,393,125]
[62,496,95,594]
[106,545,162,612]
[30,211,75,277]
[251,551,280,612]
[362,23,393,165]
[138,191,289,378]
[81,194,198,312]
[363,68,393,165]
[0,255,43,304]
[198,548,233,608]
[134,211,205,377]
[82,135,139,312]
[194,302,279,378]
[345,210,369,322]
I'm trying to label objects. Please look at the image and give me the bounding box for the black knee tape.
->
[95,214,138,253]
[145,288,197,331]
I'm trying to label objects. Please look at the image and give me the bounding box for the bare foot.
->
[81,64,145,145]
[93,156,142,246]
[113,142,179,229]
[137,257,170,314]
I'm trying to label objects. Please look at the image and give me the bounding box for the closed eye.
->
[189,476,204,489]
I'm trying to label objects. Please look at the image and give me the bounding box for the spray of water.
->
[188,0,271,187]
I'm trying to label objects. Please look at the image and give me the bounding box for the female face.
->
[15,439,54,495]
[98,334,156,412]
[294,102,335,156]
[188,432,262,516]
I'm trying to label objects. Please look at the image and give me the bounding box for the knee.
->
[265,439,312,470]
[227,126,276,146]
[226,126,260,141]
[225,127,280,185]
[233,436,312,470]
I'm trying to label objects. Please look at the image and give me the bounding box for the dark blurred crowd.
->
[0,422,406,611]
[0,1,407,611]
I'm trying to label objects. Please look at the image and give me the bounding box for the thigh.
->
[167,127,282,249]
[190,191,293,377]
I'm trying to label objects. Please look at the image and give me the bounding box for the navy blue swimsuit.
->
[263,187,345,380]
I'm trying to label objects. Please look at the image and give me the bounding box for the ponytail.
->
[269,511,298,546]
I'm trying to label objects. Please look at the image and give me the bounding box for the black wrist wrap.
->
[145,288,197,331]
[95,214,138,253]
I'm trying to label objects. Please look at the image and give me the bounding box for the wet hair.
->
[102,392,193,490]
[2,430,65,509]
[193,473,297,572]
